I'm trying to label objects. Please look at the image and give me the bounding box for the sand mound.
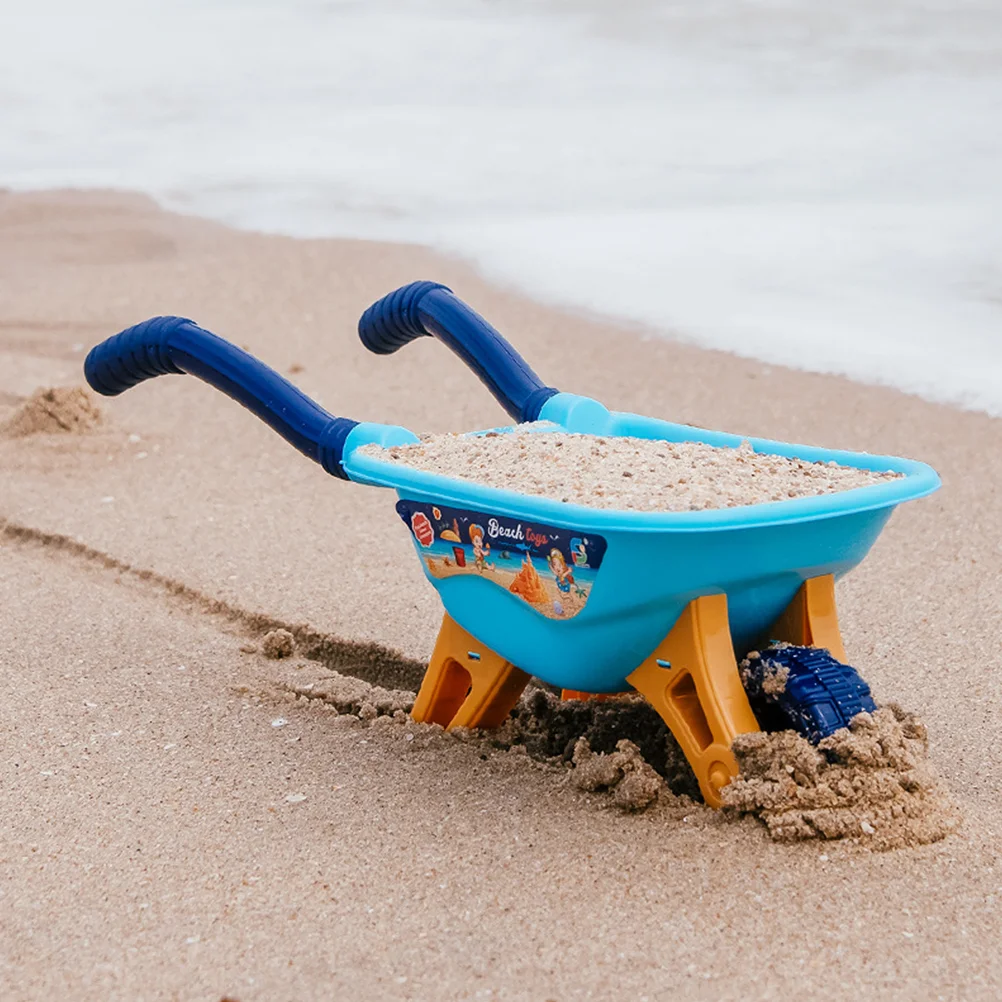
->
[497,686,702,799]
[274,660,955,849]
[261,628,296,659]
[722,705,961,850]
[1,385,102,438]
[571,737,666,810]
[283,667,414,718]
[739,649,791,697]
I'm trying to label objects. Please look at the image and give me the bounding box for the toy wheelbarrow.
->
[84,283,939,806]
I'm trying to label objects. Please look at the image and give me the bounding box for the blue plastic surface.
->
[746,645,878,743]
[84,316,360,478]
[344,402,939,692]
[358,281,559,422]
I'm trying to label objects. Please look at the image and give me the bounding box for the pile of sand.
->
[0,385,102,438]
[497,686,702,799]
[722,705,961,849]
[739,649,791,698]
[282,665,415,718]
[257,633,956,850]
[360,430,900,512]
[276,660,956,848]
[570,737,666,810]
[261,628,296,659]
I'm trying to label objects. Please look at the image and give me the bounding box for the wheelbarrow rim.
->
[342,420,940,535]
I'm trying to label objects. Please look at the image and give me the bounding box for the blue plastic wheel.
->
[740,645,877,745]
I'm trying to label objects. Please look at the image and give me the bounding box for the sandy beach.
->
[3,189,1002,1000]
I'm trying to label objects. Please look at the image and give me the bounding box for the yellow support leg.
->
[627,594,760,808]
[412,614,531,730]
[767,574,847,661]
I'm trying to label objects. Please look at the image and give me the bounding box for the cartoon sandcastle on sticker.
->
[508,553,548,606]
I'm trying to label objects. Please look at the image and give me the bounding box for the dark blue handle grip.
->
[84,316,358,478]
[358,281,559,423]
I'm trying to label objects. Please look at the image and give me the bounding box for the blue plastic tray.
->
[84,283,939,693]
[343,397,937,691]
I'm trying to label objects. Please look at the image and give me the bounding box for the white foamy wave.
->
[2,0,1000,413]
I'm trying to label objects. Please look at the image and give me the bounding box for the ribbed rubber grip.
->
[84,316,359,479]
[358,282,558,423]
[358,280,450,355]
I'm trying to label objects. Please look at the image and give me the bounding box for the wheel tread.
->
[742,645,877,744]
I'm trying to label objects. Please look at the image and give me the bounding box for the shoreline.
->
[8,182,1001,422]
[3,189,1002,999]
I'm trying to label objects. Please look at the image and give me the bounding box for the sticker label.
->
[396,500,606,620]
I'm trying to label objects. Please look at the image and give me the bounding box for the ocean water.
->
[3,0,1001,413]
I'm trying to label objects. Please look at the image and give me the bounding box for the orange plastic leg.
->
[767,574,847,662]
[412,614,531,730]
[627,594,760,808]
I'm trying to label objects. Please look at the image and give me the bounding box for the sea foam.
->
[3,0,1000,413]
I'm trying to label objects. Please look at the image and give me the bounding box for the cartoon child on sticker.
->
[547,548,575,593]
[469,523,491,573]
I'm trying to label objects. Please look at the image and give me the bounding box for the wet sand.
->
[3,189,1002,1000]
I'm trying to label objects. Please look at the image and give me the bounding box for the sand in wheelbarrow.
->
[361,430,901,512]
[1,385,103,438]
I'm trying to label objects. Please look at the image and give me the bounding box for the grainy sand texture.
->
[722,705,961,850]
[1,384,102,438]
[362,431,900,511]
[3,191,1002,1002]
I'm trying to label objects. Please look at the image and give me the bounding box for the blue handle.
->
[84,316,359,478]
[358,281,559,423]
